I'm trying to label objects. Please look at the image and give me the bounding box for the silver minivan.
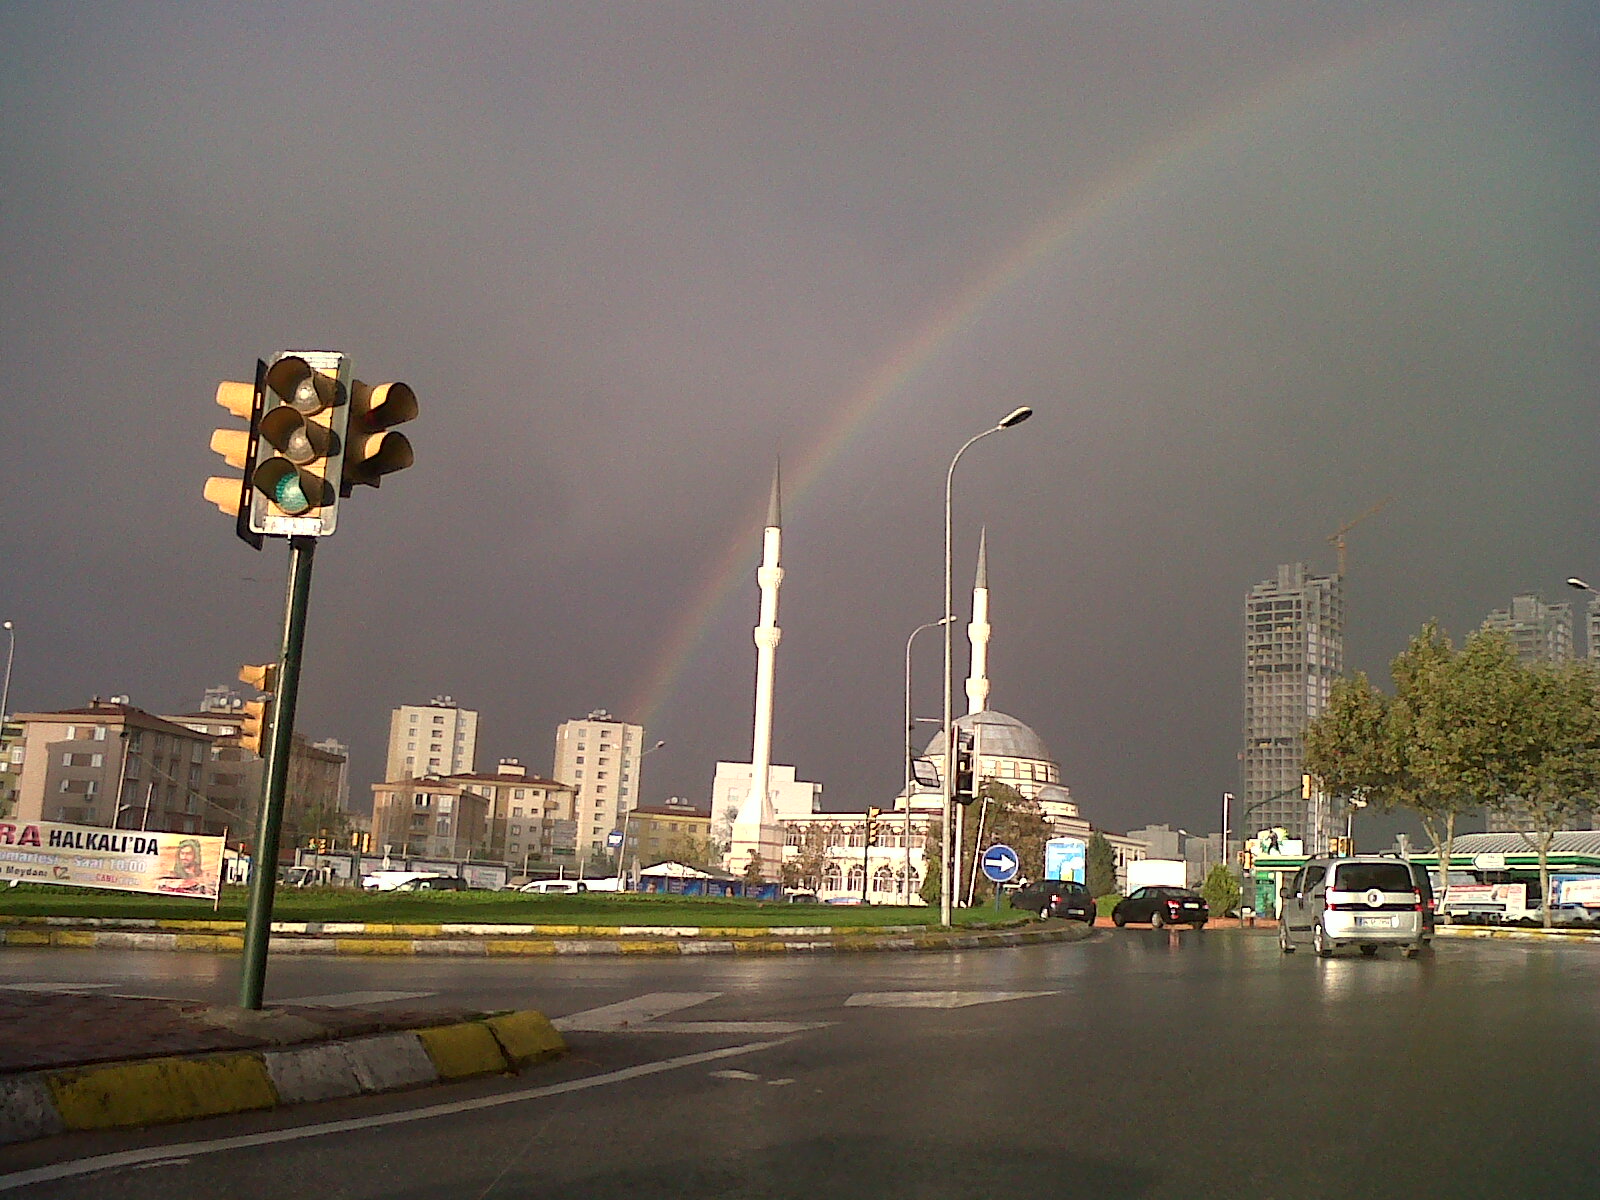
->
[1278,856,1429,958]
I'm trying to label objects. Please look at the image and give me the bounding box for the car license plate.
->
[1356,916,1395,929]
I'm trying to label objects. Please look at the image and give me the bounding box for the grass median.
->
[0,885,1034,930]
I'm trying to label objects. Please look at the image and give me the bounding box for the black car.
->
[1112,886,1208,928]
[1008,878,1095,922]
[392,874,468,891]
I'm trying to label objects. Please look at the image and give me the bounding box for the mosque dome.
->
[922,710,1055,765]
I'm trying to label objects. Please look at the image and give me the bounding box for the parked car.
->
[390,873,468,892]
[1008,878,1095,922]
[1112,886,1208,928]
[1278,855,1428,957]
[518,879,588,894]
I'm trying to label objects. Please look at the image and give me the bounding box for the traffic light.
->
[341,378,417,494]
[865,806,882,846]
[953,732,977,805]
[204,360,267,549]
[237,662,278,756]
[1238,850,1255,869]
[249,352,351,537]
[1301,773,1314,800]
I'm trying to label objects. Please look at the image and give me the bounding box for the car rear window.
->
[1052,882,1088,894]
[1333,863,1414,892]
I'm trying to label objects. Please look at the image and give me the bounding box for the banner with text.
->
[0,820,224,898]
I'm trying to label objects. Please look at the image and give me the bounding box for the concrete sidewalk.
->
[0,988,564,1147]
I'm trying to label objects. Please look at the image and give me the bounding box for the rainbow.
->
[623,15,1434,737]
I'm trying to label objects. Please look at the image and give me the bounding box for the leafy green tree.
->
[1496,659,1600,926]
[1086,831,1118,899]
[1306,623,1586,916]
[920,821,944,908]
[1200,863,1241,918]
[661,833,722,872]
[740,852,766,887]
[958,781,1048,904]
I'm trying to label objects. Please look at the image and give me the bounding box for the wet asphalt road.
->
[3,928,1597,1199]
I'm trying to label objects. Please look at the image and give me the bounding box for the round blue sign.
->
[981,843,1019,883]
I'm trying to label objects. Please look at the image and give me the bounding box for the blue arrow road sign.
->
[981,844,1019,883]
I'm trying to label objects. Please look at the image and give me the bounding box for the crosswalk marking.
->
[844,990,1058,1009]
[279,990,435,1008]
[553,991,826,1035]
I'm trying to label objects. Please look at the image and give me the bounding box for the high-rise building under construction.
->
[1242,562,1343,850]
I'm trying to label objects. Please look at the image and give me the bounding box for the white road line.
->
[0,983,116,993]
[844,990,1059,1009]
[278,991,435,1008]
[0,1037,797,1194]
[552,992,721,1031]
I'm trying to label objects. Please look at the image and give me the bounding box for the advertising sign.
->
[0,820,224,898]
[1045,837,1087,883]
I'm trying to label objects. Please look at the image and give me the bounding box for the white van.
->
[518,879,588,894]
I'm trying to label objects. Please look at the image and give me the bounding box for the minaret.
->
[966,527,991,715]
[729,465,786,881]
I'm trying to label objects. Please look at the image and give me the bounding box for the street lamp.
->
[616,739,667,887]
[905,617,953,904]
[942,405,1032,926]
[1,620,14,727]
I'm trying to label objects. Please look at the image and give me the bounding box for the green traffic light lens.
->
[274,473,311,514]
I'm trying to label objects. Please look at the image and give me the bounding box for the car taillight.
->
[1167,900,1180,910]
[1412,890,1423,912]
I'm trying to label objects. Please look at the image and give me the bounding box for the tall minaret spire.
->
[965,527,991,715]
[729,462,786,880]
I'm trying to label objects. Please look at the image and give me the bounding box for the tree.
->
[1086,832,1117,899]
[958,781,1049,904]
[1496,659,1600,926]
[739,852,767,888]
[1200,863,1241,918]
[789,822,837,893]
[661,833,721,872]
[1306,623,1587,917]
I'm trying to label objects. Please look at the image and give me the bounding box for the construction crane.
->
[1327,496,1394,578]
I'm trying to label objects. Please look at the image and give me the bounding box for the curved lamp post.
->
[1,620,14,728]
[904,616,952,904]
[941,406,1032,926]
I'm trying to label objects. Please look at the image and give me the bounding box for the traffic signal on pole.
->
[341,378,417,495]
[953,732,977,805]
[237,662,278,756]
[865,806,882,846]
[249,352,351,537]
[1301,773,1313,800]
[204,360,268,549]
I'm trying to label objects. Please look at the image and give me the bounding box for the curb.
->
[0,920,1086,957]
[1436,924,1600,944]
[0,1009,564,1148]
[0,916,933,938]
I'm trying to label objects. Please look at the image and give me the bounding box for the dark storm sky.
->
[3,3,1598,834]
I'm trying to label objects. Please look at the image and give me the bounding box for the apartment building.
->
[369,777,491,860]
[624,798,712,869]
[553,709,648,862]
[8,701,226,835]
[443,759,576,865]
[1481,592,1574,664]
[1242,563,1344,850]
[385,696,478,781]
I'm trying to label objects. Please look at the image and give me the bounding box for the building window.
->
[93,726,107,741]
[514,788,525,799]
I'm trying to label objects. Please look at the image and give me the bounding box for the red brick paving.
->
[0,990,476,1074]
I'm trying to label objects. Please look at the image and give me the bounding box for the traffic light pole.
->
[239,535,318,1010]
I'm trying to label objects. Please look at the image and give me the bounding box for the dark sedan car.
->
[1008,878,1095,922]
[1112,886,1208,928]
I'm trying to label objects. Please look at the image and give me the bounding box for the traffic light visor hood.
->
[266,356,343,414]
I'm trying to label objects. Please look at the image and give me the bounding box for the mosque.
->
[723,492,1139,908]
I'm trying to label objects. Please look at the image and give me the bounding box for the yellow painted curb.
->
[732,941,789,954]
[48,1053,277,1131]
[334,938,416,955]
[175,933,245,952]
[485,939,559,955]
[614,940,679,954]
[416,1022,510,1079]
[486,1011,566,1066]
[3,929,50,946]
[53,930,97,948]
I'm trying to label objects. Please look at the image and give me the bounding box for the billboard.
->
[1045,837,1087,883]
[0,820,225,898]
